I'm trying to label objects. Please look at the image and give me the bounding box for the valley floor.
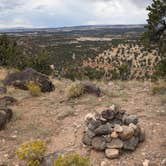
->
[0,79,166,166]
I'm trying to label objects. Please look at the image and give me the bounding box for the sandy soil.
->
[0,79,166,166]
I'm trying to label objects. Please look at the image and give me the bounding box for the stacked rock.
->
[82,105,145,159]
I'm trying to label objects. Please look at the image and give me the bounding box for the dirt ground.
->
[0,79,166,166]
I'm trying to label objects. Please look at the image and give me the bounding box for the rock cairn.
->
[82,105,145,159]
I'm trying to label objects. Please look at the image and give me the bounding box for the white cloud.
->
[0,0,151,28]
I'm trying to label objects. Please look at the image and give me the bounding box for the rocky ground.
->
[0,77,166,166]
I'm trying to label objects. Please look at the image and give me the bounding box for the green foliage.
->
[0,34,52,75]
[65,82,84,98]
[16,139,46,163]
[83,67,105,80]
[154,58,166,77]
[53,153,90,166]
[27,160,40,166]
[30,49,53,75]
[143,0,166,78]
[26,81,41,97]
[0,34,27,69]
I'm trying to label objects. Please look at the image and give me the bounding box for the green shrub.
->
[54,153,90,166]
[27,160,40,166]
[16,139,46,163]
[65,82,84,98]
[26,81,41,97]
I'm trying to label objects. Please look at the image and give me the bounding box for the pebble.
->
[105,149,119,159]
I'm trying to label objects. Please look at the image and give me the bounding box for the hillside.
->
[0,68,166,165]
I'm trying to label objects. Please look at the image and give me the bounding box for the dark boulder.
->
[0,96,17,107]
[81,81,101,97]
[0,107,13,130]
[3,68,55,92]
[82,132,92,146]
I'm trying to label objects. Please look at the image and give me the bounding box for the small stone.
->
[119,126,134,140]
[143,159,150,166]
[92,136,106,151]
[123,136,139,151]
[94,124,113,135]
[125,115,138,125]
[82,133,92,146]
[114,124,123,133]
[100,159,110,166]
[86,129,96,138]
[161,158,166,166]
[87,119,102,131]
[101,109,115,120]
[111,131,118,138]
[105,135,112,143]
[139,128,145,142]
[105,149,119,159]
[107,138,123,149]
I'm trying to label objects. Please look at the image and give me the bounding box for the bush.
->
[16,139,46,163]
[54,153,90,166]
[65,82,84,98]
[26,81,41,97]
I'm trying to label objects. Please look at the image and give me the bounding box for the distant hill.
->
[0,24,145,33]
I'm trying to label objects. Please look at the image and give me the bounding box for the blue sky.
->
[0,0,151,28]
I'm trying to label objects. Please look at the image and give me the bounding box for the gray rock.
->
[86,129,96,138]
[124,115,138,125]
[0,107,13,130]
[94,124,113,135]
[0,96,17,107]
[107,138,123,149]
[101,109,115,120]
[82,133,92,146]
[81,81,101,97]
[105,149,119,159]
[87,119,102,131]
[92,136,106,151]
[139,128,145,142]
[123,136,139,151]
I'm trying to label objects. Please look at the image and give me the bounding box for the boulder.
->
[92,136,106,151]
[123,136,139,151]
[81,81,101,97]
[107,138,123,149]
[0,107,13,130]
[119,126,135,140]
[3,68,55,92]
[110,131,118,138]
[105,149,119,159]
[0,96,17,107]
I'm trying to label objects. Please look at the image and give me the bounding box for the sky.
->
[0,0,152,28]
